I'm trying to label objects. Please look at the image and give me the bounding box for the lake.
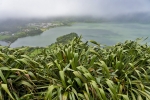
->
[4,22,150,47]
[0,41,9,46]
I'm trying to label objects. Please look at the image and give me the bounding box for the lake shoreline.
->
[9,22,150,48]
[0,23,73,45]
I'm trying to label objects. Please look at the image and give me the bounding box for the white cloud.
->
[0,0,150,19]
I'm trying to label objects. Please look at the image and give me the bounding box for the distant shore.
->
[0,22,73,44]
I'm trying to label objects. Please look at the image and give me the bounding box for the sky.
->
[0,0,150,19]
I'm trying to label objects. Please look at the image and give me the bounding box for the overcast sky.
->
[0,0,150,19]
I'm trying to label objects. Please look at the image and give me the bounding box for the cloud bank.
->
[0,0,150,19]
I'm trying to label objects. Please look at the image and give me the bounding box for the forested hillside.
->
[0,36,150,99]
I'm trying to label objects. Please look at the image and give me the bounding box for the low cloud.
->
[0,0,150,19]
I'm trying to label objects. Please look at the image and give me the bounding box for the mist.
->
[0,0,150,20]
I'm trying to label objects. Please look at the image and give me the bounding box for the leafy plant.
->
[0,36,150,99]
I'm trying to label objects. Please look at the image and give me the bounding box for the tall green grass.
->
[0,37,150,99]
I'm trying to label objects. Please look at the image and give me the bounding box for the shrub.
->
[0,37,150,99]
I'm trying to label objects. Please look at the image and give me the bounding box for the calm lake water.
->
[0,41,9,46]
[5,22,150,47]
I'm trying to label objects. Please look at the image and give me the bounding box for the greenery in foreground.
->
[1,36,150,100]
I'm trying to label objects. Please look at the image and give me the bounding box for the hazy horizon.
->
[0,0,150,20]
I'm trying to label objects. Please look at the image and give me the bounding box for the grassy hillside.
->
[0,36,150,99]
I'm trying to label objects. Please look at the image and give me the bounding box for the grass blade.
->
[1,84,15,100]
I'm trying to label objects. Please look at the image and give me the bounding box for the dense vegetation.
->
[0,36,150,100]
[0,18,73,43]
[1,29,43,43]
[26,29,43,36]
[56,33,78,44]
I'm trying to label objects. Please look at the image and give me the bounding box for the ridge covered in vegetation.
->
[56,32,78,44]
[0,35,150,100]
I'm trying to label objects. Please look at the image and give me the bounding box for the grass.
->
[0,36,150,99]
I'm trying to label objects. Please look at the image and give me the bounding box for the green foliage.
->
[26,29,43,36]
[56,32,78,44]
[0,29,43,43]
[0,37,150,99]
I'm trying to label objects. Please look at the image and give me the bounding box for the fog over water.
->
[1,0,150,47]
